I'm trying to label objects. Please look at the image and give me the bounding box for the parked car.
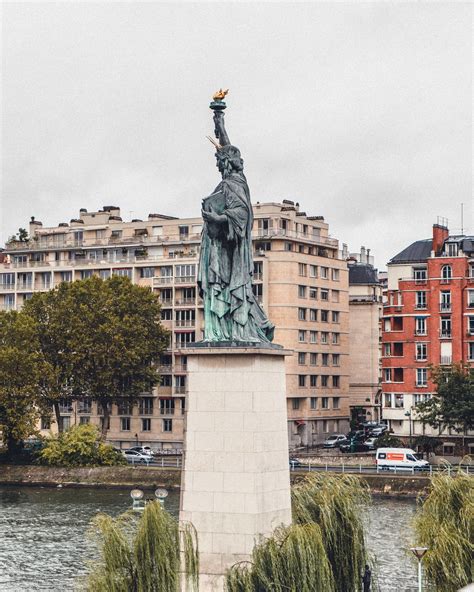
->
[370,426,388,437]
[376,448,429,471]
[346,430,366,441]
[364,437,379,451]
[289,458,304,469]
[128,446,153,456]
[323,434,348,448]
[340,441,371,453]
[123,449,151,464]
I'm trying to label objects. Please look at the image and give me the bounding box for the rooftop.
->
[348,263,379,285]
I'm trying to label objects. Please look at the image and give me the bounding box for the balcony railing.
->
[440,331,452,338]
[174,275,196,284]
[160,408,175,415]
[440,303,452,312]
[440,355,452,365]
[0,284,15,291]
[175,298,196,306]
[175,319,195,328]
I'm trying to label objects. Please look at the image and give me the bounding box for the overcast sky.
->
[1,2,472,269]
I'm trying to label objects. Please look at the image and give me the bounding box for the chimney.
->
[29,216,42,237]
[432,223,449,255]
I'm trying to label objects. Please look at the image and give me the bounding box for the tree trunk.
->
[53,401,62,432]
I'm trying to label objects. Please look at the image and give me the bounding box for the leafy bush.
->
[375,432,404,449]
[38,424,126,467]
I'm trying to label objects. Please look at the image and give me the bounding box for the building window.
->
[140,267,155,278]
[331,269,339,281]
[332,290,340,303]
[309,331,317,343]
[322,353,329,366]
[441,265,452,281]
[384,368,392,382]
[416,343,427,361]
[298,308,307,321]
[298,330,306,342]
[415,291,427,309]
[77,399,92,414]
[469,342,474,360]
[321,397,329,409]
[384,343,391,356]
[99,269,111,280]
[321,376,329,387]
[163,419,173,432]
[309,265,317,278]
[117,400,133,415]
[468,317,474,335]
[298,285,307,298]
[384,393,392,408]
[322,420,329,433]
[320,332,329,344]
[79,416,90,425]
[310,375,317,387]
[332,311,340,323]
[292,398,300,410]
[310,397,317,410]
[321,310,328,322]
[332,333,340,345]
[310,309,318,322]
[332,354,340,366]
[310,353,318,365]
[320,289,329,301]
[161,309,172,320]
[440,317,451,338]
[298,263,307,277]
[442,443,455,456]
[332,376,340,388]
[160,399,175,415]
[320,267,329,279]
[394,394,404,408]
[142,418,151,432]
[333,397,340,409]
[41,417,51,430]
[120,417,131,431]
[439,291,451,312]
[298,375,306,387]
[139,397,154,415]
[113,268,132,279]
[298,352,306,365]
[415,317,427,336]
[178,225,189,239]
[416,368,428,387]
[414,268,427,282]
[284,242,292,252]
[467,291,474,308]
[309,288,318,299]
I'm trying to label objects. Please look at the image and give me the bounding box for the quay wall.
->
[0,465,432,497]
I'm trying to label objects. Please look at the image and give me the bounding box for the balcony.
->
[174,364,188,373]
[17,282,33,291]
[175,298,196,306]
[160,407,175,415]
[158,364,173,373]
[440,331,452,339]
[0,284,15,292]
[174,275,196,285]
[440,303,452,312]
[174,386,187,394]
[175,319,195,328]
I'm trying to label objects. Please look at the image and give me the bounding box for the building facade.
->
[1,201,350,449]
[348,248,383,424]
[382,222,474,454]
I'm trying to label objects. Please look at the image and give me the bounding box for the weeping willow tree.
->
[86,501,199,592]
[413,472,473,592]
[226,474,370,592]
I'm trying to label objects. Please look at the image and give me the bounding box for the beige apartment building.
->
[1,201,350,449]
[347,249,383,424]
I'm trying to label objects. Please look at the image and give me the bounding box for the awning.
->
[295,420,306,426]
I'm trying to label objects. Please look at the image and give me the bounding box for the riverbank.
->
[0,465,432,497]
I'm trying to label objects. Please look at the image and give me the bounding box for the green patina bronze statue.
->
[197,91,275,344]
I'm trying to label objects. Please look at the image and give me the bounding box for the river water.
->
[0,486,422,591]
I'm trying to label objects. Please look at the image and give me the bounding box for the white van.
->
[376,448,429,471]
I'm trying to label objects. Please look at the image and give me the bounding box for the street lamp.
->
[130,488,145,511]
[155,488,168,507]
[410,547,428,592]
[405,409,412,446]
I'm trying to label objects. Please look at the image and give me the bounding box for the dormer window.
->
[446,242,458,257]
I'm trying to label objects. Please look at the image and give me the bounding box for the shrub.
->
[38,424,126,467]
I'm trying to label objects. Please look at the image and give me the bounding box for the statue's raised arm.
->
[213,111,230,146]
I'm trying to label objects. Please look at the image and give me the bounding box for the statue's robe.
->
[198,171,275,342]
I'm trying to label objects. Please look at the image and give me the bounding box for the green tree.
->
[416,364,474,448]
[413,472,473,591]
[374,432,404,449]
[17,228,29,242]
[24,276,169,437]
[86,501,199,592]
[39,423,126,467]
[226,474,370,592]
[412,435,442,459]
[0,311,45,455]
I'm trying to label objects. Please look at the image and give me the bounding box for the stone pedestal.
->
[179,346,292,591]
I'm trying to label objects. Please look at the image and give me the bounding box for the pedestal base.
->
[179,347,292,591]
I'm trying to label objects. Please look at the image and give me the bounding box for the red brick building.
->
[382,222,474,455]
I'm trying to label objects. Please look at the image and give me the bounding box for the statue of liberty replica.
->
[198,90,275,343]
